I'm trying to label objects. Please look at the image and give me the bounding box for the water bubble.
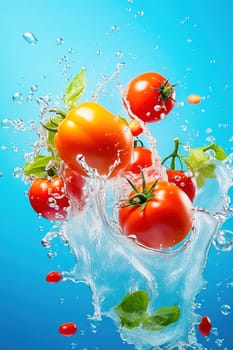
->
[206,128,212,134]
[0,171,3,178]
[13,167,23,178]
[70,342,77,349]
[59,297,65,304]
[56,37,64,45]
[137,10,144,16]
[111,25,120,31]
[12,119,26,131]
[213,230,233,252]
[27,93,34,102]
[12,92,23,104]
[23,32,38,45]
[154,44,159,50]
[31,84,38,92]
[187,38,192,44]
[1,118,12,128]
[68,48,75,53]
[210,59,216,64]
[154,105,162,112]
[96,49,103,56]
[115,50,123,58]
[220,304,231,316]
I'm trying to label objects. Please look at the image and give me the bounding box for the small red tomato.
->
[46,271,62,283]
[166,169,196,202]
[29,176,69,220]
[123,72,176,123]
[125,146,153,175]
[198,316,212,337]
[62,166,86,208]
[129,120,143,137]
[58,322,77,336]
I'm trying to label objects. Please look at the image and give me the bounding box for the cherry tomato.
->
[125,145,153,175]
[62,165,86,208]
[58,322,77,336]
[119,179,193,250]
[129,120,143,137]
[198,316,212,337]
[123,72,176,123]
[29,176,69,221]
[55,102,133,178]
[46,271,62,283]
[166,169,196,202]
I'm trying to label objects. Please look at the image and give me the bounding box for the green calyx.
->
[122,171,158,210]
[152,80,176,104]
[161,137,183,170]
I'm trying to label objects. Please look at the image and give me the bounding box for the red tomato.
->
[62,165,86,206]
[58,322,77,336]
[54,102,133,178]
[198,316,212,337]
[166,169,196,202]
[29,176,69,221]
[46,271,62,283]
[123,72,176,123]
[125,146,153,174]
[119,179,193,250]
[129,120,143,137]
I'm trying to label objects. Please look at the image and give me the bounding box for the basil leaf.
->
[43,115,64,148]
[143,305,180,331]
[64,68,86,109]
[114,291,149,329]
[207,143,227,161]
[24,154,54,177]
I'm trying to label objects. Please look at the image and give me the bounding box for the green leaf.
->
[64,68,86,109]
[143,305,180,331]
[114,291,149,329]
[204,143,227,161]
[42,115,64,148]
[24,154,54,177]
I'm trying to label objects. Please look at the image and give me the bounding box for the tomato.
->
[58,322,77,336]
[129,119,143,137]
[166,169,196,202]
[46,271,62,283]
[125,145,153,175]
[118,179,193,250]
[54,102,133,178]
[123,72,176,123]
[29,176,69,221]
[62,165,86,206]
[198,316,212,337]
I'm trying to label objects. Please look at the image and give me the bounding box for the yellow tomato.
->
[54,102,133,177]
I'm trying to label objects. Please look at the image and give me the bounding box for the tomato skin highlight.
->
[125,146,153,174]
[54,102,133,178]
[29,176,69,221]
[46,271,62,283]
[166,169,196,202]
[118,180,193,250]
[58,322,77,336]
[123,72,175,123]
[198,316,212,337]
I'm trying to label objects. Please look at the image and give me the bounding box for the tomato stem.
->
[161,138,184,171]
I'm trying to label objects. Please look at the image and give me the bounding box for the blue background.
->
[0,1,232,349]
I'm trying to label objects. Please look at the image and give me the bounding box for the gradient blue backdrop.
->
[0,1,232,349]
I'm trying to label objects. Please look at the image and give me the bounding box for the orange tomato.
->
[54,102,133,177]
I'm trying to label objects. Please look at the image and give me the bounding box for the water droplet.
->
[210,59,216,64]
[56,37,64,45]
[220,304,231,316]
[59,297,65,304]
[12,119,26,131]
[213,230,233,251]
[70,342,77,349]
[111,25,120,31]
[1,118,12,128]
[0,171,3,178]
[68,48,75,53]
[23,32,38,45]
[12,92,23,104]
[115,50,123,58]
[13,167,23,178]
[154,44,159,50]
[154,105,162,112]
[206,128,212,134]
[96,49,103,56]
[31,84,38,92]
[137,10,144,16]
[187,38,192,44]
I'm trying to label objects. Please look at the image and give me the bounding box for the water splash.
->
[23,32,38,45]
